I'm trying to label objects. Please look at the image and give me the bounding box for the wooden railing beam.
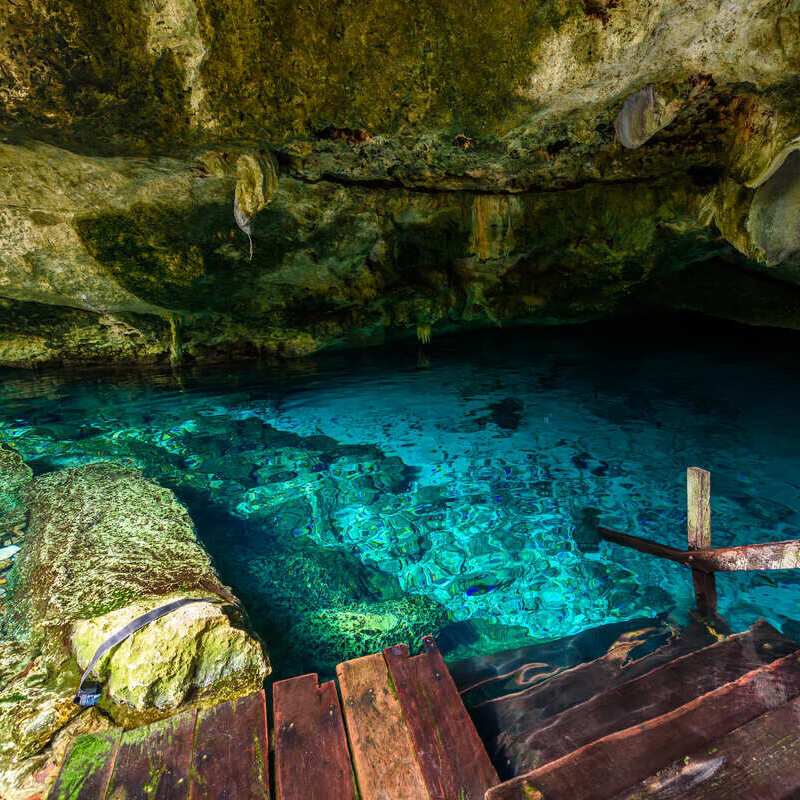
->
[687,467,717,615]
[598,527,800,573]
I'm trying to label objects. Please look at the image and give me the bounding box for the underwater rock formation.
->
[0,443,31,543]
[0,461,268,798]
[2,0,800,363]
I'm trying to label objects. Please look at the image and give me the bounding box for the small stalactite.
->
[614,85,681,149]
[416,324,432,344]
[234,152,279,262]
[168,314,183,367]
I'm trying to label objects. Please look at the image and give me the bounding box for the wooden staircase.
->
[469,619,800,800]
[50,618,800,800]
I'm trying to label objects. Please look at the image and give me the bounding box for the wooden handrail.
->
[598,527,800,573]
[598,467,800,617]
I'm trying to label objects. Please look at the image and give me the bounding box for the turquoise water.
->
[2,315,800,675]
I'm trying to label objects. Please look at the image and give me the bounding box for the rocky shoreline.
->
[0,448,268,800]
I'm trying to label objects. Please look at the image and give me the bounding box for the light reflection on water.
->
[2,315,800,671]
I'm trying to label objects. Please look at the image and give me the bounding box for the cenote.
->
[3,314,800,681]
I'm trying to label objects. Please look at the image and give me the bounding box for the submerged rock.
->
[0,443,32,543]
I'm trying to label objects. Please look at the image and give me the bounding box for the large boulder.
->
[0,460,269,798]
[9,462,269,710]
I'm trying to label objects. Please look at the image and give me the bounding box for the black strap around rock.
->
[74,596,217,707]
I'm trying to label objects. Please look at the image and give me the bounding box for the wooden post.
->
[687,467,717,616]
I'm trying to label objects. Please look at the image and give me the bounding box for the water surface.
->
[2,314,800,675]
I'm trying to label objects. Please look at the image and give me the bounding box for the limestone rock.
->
[234,152,279,232]
[8,462,269,710]
[288,597,451,673]
[614,86,681,149]
[3,1,800,356]
[748,150,800,266]
[71,592,266,710]
[0,442,32,541]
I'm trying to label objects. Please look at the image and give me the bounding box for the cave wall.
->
[2,0,800,365]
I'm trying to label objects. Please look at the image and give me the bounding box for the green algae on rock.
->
[8,462,269,705]
[3,1,800,364]
[71,591,265,710]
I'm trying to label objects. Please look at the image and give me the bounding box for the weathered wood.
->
[477,623,718,775]
[273,673,356,800]
[599,526,800,572]
[449,617,666,698]
[686,467,711,549]
[473,623,683,739]
[337,653,430,800]
[687,467,717,614]
[494,620,796,775]
[48,729,121,800]
[106,708,197,800]
[612,694,800,800]
[598,526,699,566]
[689,538,800,571]
[485,649,800,800]
[189,690,268,800]
[384,636,499,800]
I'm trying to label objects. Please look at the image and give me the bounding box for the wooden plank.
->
[687,467,717,615]
[383,636,499,800]
[273,674,356,800]
[485,649,800,800]
[106,708,196,800]
[598,526,800,572]
[189,691,268,800]
[689,539,800,571]
[493,620,797,776]
[473,623,680,739]
[337,653,430,800]
[612,694,800,799]
[452,617,669,703]
[686,467,711,549]
[598,527,698,566]
[48,729,121,800]
[476,623,718,775]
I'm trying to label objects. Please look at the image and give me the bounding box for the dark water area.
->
[2,312,800,678]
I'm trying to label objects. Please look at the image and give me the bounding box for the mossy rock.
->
[289,595,451,674]
[7,462,269,711]
[71,592,267,710]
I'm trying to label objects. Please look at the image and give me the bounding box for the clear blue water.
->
[2,315,800,675]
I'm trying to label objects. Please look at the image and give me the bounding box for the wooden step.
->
[189,691,269,799]
[448,617,669,699]
[383,635,500,800]
[611,693,800,800]
[485,649,800,800]
[337,652,430,800]
[48,729,121,800]
[106,708,197,800]
[493,620,797,775]
[473,620,716,744]
[273,674,356,800]
[49,691,269,800]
